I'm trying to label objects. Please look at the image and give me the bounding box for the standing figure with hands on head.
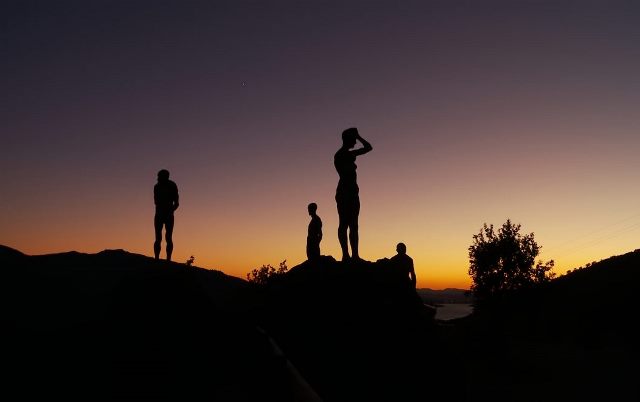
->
[154,169,179,261]
[334,127,373,262]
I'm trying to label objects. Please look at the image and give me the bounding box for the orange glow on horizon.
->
[4,0,640,292]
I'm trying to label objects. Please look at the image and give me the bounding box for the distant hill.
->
[1,246,303,401]
[0,244,26,259]
[539,249,640,345]
[447,249,640,402]
[479,248,640,345]
[417,288,471,304]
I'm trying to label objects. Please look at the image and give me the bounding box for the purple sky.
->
[2,1,640,287]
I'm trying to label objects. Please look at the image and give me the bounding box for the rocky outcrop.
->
[256,257,456,402]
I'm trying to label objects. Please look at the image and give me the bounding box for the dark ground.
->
[441,250,640,401]
[2,247,289,401]
[3,245,639,401]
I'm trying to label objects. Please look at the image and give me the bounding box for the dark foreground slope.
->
[256,256,465,402]
[1,246,293,401]
[2,246,460,402]
[447,249,640,402]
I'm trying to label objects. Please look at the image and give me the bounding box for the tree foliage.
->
[247,260,288,286]
[468,219,555,303]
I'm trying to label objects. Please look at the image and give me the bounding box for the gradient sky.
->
[3,1,640,289]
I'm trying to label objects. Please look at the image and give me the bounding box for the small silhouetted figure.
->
[390,242,417,289]
[306,203,323,260]
[154,169,179,261]
[334,127,372,261]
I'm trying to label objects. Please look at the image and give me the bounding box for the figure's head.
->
[157,169,170,182]
[396,242,407,255]
[308,202,318,215]
[341,127,358,148]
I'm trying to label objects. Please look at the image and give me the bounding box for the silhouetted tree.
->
[247,260,288,286]
[468,220,555,304]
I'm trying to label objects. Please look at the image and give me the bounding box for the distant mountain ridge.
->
[459,248,640,340]
[0,244,26,259]
[443,248,640,401]
[417,287,471,304]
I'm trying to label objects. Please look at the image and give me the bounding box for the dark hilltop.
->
[2,245,456,401]
[3,245,639,401]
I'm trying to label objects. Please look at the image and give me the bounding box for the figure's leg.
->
[165,215,174,261]
[307,240,320,260]
[349,220,359,259]
[349,197,361,259]
[338,213,350,261]
[154,215,163,260]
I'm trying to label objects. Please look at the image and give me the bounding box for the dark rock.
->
[257,257,459,402]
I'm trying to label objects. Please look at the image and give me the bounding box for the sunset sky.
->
[3,1,640,289]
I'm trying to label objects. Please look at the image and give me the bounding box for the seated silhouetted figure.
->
[154,169,179,261]
[306,203,322,261]
[389,242,416,289]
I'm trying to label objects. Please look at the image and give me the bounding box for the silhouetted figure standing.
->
[390,243,417,289]
[334,127,372,261]
[154,169,179,261]
[306,203,323,261]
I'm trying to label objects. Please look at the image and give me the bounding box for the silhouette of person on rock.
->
[334,127,372,261]
[306,203,322,261]
[390,243,417,289]
[153,169,179,261]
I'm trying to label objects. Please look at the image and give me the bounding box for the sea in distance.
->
[434,304,473,321]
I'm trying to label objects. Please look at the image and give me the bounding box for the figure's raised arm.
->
[352,133,372,156]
